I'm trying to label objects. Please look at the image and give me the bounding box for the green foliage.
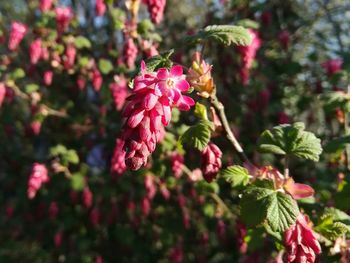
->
[194,102,208,121]
[179,121,213,151]
[240,180,299,232]
[74,36,91,49]
[315,214,349,241]
[258,122,322,161]
[10,68,25,79]
[220,165,250,189]
[335,182,350,210]
[144,49,174,71]
[185,25,252,46]
[50,145,80,166]
[98,59,113,75]
[25,83,39,93]
[324,135,350,153]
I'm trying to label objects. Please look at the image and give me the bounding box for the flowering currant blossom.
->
[109,76,129,111]
[92,69,103,91]
[237,29,262,85]
[40,0,53,12]
[55,7,73,33]
[284,213,321,263]
[43,70,53,86]
[200,143,222,182]
[82,187,93,208]
[119,62,194,170]
[95,0,106,16]
[171,152,184,178]
[123,38,138,69]
[110,138,127,176]
[8,22,27,51]
[27,163,49,199]
[63,44,76,70]
[321,58,342,76]
[143,0,166,24]
[29,39,42,65]
[0,83,6,108]
[141,40,159,58]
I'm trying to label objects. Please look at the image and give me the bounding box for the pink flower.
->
[8,22,27,51]
[27,163,49,199]
[171,152,184,178]
[64,44,76,69]
[82,187,93,208]
[123,38,138,69]
[40,0,53,12]
[200,143,222,182]
[92,69,102,91]
[30,121,42,136]
[143,0,166,24]
[278,30,290,50]
[284,214,321,263]
[144,174,157,200]
[95,255,103,263]
[237,29,261,85]
[30,39,42,64]
[141,40,159,58]
[95,0,106,16]
[111,138,127,176]
[77,76,86,90]
[321,58,342,76]
[119,62,194,170]
[41,46,49,60]
[55,6,73,33]
[43,70,53,86]
[141,196,151,217]
[278,111,290,124]
[110,76,129,110]
[0,83,6,108]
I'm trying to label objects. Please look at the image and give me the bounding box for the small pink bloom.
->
[40,0,53,12]
[82,187,93,208]
[143,0,166,24]
[54,231,63,248]
[284,177,315,200]
[95,255,103,263]
[27,163,49,199]
[278,30,290,50]
[64,44,76,69]
[30,121,42,136]
[141,196,151,217]
[111,138,127,176]
[77,76,86,90]
[141,40,159,58]
[144,174,157,200]
[95,0,106,16]
[123,38,138,69]
[0,83,6,108]
[30,39,42,65]
[321,58,342,76]
[41,46,49,60]
[110,76,129,110]
[284,214,321,263]
[43,70,53,86]
[8,22,27,51]
[55,6,73,33]
[171,152,184,178]
[92,69,102,91]
[200,143,222,182]
[188,168,203,182]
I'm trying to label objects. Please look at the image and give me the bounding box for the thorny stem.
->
[210,93,252,166]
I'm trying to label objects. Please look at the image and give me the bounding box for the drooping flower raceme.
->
[0,83,6,108]
[95,0,106,16]
[92,68,103,92]
[237,29,261,85]
[143,0,166,24]
[110,138,127,176]
[30,39,42,65]
[110,76,129,111]
[321,58,342,76]
[27,163,49,199]
[284,213,321,263]
[123,38,138,69]
[119,62,194,170]
[200,143,222,182]
[63,44,76,70]
[55,6,73,33]
[8,22,27,51]
[171,152,184,178]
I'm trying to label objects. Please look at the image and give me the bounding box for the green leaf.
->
[179,121,211,151]
[144,49,174,71]
[194,102,208,121]
[25,84,39,94]
[74,36,91,49]
[11,68,25,79]
[315,214,349,241]
[98,59,113,75]
[335,182,350,210]
[258,122,322,161]
[221,165,250,188]
[240,180,299,232]
[324,135,350,153]
[50,144,67,156]
[236,19,260,29]
[65,150,79,164]
[185,25,252,46]
[70,173,85,191]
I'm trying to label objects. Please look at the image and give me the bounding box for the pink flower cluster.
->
[143,0,166,24]
[29,39,42,65]
[27,163,49,199]
[171,152,184,178]
[8,22,27,51]
[119,62,194,170]
[237,29,262,85]
[321,58,342,76]
[0,83,6,108]
[123,38,138,69]
[55,6,73,33]
[40,0,53,12]
[284,214,321,263]
[95,0,106,16]
[200,143,222,182]
[63,44,76,69]
[92,69,102,91]
[110,138,127,176]
[110,76,129,111]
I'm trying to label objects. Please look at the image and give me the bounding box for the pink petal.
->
[157,68,168,80]
[176,79,190,92]
[127,109,145,128]
[177,96,194,111]
[143,92,158,110]
[170,65,183,77]
[284,178,314,200]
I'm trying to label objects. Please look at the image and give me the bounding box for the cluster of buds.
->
[95,0,106,16]
[187,52,214,98]
[123,38,138,69]
[91,68,103,92]
[110,138,127,176]
[29,39,43,65]
[55,6,73,33]
[143,0,166,24]
[237,29,262,85]
[119,61,194,170]
[8,22,27,51]
[200,143,222,182]
[284,214,321,263]
[27,163,49,199]
[0,83,6,108]
[63,44,76,70]
[109,76,129,111]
